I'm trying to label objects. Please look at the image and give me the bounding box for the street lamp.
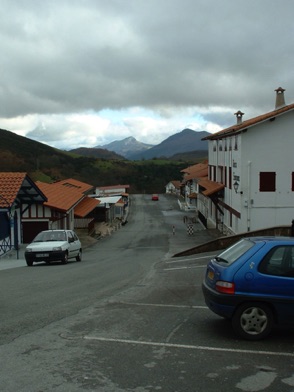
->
[233,181,239,193]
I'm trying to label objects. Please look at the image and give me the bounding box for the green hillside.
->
[0,128,203,193]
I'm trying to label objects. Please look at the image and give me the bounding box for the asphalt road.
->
[0,194,294,392]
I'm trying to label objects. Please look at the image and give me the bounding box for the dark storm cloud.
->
[0,0,293,148]
[1,0,293,117]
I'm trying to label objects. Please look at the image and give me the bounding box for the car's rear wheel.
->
[61,251,68,264]
[232,302,274,340]
[76,250,82,262]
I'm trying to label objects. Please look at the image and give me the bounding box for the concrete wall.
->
[174,225,293,257]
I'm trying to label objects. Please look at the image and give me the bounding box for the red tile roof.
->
[74,197,100,218]
[203,103,294,140]
[0,172,46,208]
[171,180,181,188]
[53,178,95,194]
[0,172,27,207]
[36,181,85,212]
[181,162,208,181]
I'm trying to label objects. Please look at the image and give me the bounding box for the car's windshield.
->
[215,239,255,265]
[33,231,66,242]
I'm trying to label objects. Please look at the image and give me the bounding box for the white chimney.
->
[275,87,286,109]
[234,110,244,125]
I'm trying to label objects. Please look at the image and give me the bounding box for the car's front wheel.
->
[26,259,33,267]
[232,302,274,340]
[61,251,68,264]
[76,249,82,262]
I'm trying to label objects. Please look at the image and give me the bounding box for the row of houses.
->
[166,87,294,236]
[0,174,129,256]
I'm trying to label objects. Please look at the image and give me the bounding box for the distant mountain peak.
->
[129,129,210,160]
[97,137,154,159]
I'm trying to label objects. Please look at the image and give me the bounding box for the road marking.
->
[116,301,207,309]
[83,336,294,357]
[164,265,206,271]
[166,255,213,263]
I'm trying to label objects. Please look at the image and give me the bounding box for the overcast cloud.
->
[1,0,293,150]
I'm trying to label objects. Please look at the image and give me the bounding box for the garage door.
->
[22,221,49,243]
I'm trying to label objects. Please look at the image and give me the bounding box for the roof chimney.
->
[234,110,244,125]
[275,87,286,109]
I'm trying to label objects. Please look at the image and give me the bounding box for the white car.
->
[25,230,82,266]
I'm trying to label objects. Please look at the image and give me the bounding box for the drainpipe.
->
[247,161,252,231]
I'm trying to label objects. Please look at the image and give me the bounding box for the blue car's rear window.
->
[215,239,255,265]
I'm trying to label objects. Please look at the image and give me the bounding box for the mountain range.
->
[87,128,210,160]
[0,127,198,192]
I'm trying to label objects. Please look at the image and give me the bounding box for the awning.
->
[95,196,122,205]
[198,178,225,196]
[74,197,100,218]
[188,192,198,199]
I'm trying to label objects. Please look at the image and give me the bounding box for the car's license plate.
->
[36,253,49,258]
[208,270,214,280]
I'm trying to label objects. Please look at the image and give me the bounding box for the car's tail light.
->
[216,281,235,294]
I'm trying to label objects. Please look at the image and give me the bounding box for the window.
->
[229,167,232,189]
[68,231,74,242]
[218,166,223,183]
[209,165,216,181]
[216,239,255,266]
[259,246,294,277]
[259,172,276,192]
[209,165,212,180]
[234,136,238,150]
[229,138,232,151]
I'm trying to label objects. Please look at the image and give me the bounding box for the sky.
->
[1,0,294,150]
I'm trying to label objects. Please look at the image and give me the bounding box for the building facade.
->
[203,88,294,235]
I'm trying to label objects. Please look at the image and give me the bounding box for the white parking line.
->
[83,336,294,357]
[166,255,213,264]
[116,301,207,309]
[164,265,206,271]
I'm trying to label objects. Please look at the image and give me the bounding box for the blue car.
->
[202,237,294,340]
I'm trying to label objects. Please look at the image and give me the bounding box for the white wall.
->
[217,111,294,234]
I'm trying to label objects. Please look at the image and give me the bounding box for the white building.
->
[202,87,294,235]
[165,180,181,196]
